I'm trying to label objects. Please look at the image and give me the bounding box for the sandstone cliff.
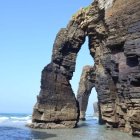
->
[29,0,140,136]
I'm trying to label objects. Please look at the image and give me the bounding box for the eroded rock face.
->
[87,0,140,136]
[30,0,140,135]
[77,66,95,120]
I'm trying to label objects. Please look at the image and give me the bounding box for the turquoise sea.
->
[0,113,139,140]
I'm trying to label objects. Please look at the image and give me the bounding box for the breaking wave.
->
[0,113,98,126]
[0,113,31,126]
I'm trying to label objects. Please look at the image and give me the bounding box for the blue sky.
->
[0,0,97,114]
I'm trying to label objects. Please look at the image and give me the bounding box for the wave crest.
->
[0,114,32,125]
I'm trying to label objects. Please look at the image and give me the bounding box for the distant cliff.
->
[29,0,140,136]
[77,65,95,121]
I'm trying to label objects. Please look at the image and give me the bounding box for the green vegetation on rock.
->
[72,5,91,19]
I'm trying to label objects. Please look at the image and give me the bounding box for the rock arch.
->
[77,65,96,120]
[29,1,100,129]
[29,0,140,136]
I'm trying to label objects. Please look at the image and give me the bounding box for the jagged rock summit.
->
[29,0,140,136]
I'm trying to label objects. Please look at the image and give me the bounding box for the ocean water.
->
[0,113,139,140]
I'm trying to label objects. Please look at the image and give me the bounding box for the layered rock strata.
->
[93,0,140,136]
[30,0,140,136]
[77,65,95,120]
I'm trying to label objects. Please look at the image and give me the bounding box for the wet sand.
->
[31,119,139,140]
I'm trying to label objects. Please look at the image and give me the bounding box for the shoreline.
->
[0,114,139,140]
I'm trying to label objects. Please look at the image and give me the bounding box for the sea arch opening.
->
[70,37,98,121]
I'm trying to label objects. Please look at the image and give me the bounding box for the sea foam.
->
[0,117,9,123]
[0,113,32,126]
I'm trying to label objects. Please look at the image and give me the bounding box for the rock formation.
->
[30,0,140,136]
[93,102,99,116]
[92,0,140,136]
[29,28,86,128]
[77,65,95,120]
